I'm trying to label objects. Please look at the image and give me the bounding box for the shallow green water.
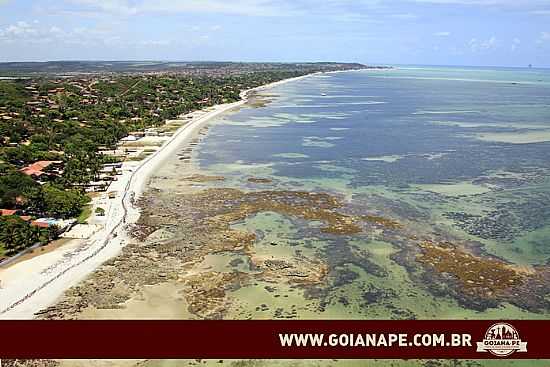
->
[179,66,550,365]
[198,67,550,266]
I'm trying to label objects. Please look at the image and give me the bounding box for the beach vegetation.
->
[42,184,90,219]
[0,215,56,256]
[0,62,363,256]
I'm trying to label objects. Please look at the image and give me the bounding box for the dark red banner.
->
[0,320,548,359]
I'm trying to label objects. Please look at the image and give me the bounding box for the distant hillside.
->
[0,61,373,76]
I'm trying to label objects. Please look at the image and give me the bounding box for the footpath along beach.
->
[0,72,317,319]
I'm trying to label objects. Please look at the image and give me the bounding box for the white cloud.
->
[0,21,100,46]
[468,36,498,52]
[537,31,550,44]
[69,0,138,16]
[49,26,63,34]
[67,0,297,17]
[138,39,171,47]
[390,13,417,19]
[511,37,520,51]
[413,0,550,5]
[434,31,451,37]
[412,0,550,14]
[4,21,37,36]
[0,21,42,42]
[0,17,218,50]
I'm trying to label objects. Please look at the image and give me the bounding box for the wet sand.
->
[0,73,319,320]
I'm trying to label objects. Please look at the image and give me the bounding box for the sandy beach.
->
[0,72,316,319]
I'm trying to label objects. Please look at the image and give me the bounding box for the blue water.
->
[191,66,550,319]
[199,67,550,186]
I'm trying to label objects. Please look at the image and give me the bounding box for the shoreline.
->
[0,70,324,319]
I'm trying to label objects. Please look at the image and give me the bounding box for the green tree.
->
[0,170,42,210]
[42,184,89,218]
[0,216,37,254]
[61,135,100,186]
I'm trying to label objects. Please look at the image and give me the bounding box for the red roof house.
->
[31,221,50,228]
[0,209,18,216]
[20,161,63,178]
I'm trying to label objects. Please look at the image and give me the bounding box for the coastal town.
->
[0,62,367,269]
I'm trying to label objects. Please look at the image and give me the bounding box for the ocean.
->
[177,66,550,321]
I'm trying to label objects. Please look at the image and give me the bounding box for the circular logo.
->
[476,322,527,357]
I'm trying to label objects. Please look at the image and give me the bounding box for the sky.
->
[1,0,550,67]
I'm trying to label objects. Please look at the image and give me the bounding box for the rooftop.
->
[20,160,63,177]
[0,209,18,216]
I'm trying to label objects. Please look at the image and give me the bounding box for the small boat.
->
[321,93,327,96]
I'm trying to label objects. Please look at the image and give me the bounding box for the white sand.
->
[0,72,315,319]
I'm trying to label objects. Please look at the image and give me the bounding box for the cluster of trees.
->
[0,215,57,256]
[0,64,362,257]
[0,170,89,257]
[1,70,324,182]
[0,171,89,218]
[0,170,42,211]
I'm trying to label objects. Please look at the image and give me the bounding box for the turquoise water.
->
[198,66,550,266]
[379,65,550,85]
[170,66,550,321]
[200,67,550,185]
[152,66,550,366]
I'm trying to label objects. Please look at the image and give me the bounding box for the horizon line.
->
[0,59,548,70]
